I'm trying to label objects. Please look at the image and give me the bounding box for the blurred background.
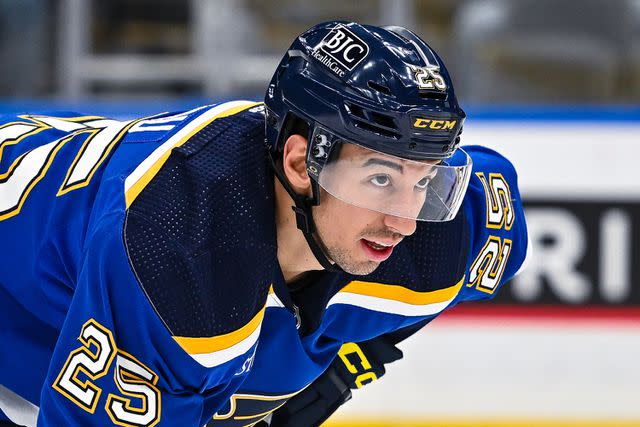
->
[2,0,639,426]
[5,0,640,103]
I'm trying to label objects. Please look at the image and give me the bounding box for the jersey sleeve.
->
[454,145,529,303]
[37,213,263,427]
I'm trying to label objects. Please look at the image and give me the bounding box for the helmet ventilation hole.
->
[419,91,447,101]
[367,81,393,96]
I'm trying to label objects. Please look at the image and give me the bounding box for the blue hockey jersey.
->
[0,101,527,426]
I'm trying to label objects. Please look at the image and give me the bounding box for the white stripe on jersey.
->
[124,100,256,196]
[326,291,455,318]
[0,384,39,427]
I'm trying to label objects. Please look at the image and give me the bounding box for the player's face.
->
[313,143,435,275]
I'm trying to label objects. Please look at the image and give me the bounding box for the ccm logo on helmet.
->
[313,25,369,77]
[413,118,457,130]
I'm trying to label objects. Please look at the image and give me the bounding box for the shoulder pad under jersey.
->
[124,102,275,367]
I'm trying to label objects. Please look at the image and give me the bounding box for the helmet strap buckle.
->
[292,205,315,234]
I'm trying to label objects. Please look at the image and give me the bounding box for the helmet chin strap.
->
[269,151,342,273]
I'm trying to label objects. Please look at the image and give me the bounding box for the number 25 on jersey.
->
[467,172,515,294]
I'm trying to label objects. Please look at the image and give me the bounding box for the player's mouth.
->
[360,238,397,262]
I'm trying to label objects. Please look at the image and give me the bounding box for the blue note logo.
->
[234,346,257,376]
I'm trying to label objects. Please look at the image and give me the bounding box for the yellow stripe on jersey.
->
[173,305,265,355]
[339,278,464,306]
[326,277,465,317]
[124,101,260,208]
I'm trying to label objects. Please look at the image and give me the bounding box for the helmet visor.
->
[308,127,472,222]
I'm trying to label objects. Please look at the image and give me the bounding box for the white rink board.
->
[461,121,640,200]
[333,318,640,422]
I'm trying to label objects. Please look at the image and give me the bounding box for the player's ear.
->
[282,134,312,195]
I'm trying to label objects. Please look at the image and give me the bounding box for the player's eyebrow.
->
[362,158,403,173]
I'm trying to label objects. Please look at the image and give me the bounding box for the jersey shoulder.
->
[455,144,529,302]
[123,101,273,345]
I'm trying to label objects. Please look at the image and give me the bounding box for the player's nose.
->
[383,214,417,237]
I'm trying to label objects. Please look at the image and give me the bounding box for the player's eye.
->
[415,176,430,190]
[369,174,391,187]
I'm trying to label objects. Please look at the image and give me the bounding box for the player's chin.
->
[338,259,381,276]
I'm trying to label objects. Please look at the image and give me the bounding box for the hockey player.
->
[0,22,527,426]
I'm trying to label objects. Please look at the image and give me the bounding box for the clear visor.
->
[309,127,472,222]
